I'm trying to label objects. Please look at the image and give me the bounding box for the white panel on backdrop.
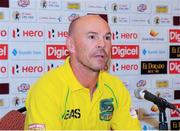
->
[141,44,168,60]
[0,95,10,108]
[10,78,37,95]
[85,0,108,12]
[10,9,36,22]
[110,60,140,75]
[140,27,168,43]
[46,24,68,42]
[130,14,151,25]
[37,0,62,10]
[9,23,45,41]
[9,43,45,60]
[9,61,45,78]
[109,13,129,25]
[108,0,130,13]
[111,26,140,43]
[9,0,36,9]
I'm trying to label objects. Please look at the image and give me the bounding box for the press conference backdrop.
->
[0,0,180,130]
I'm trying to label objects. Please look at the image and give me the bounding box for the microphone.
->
[134,88,180,113]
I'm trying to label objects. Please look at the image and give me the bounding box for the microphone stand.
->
[156,98,168,130]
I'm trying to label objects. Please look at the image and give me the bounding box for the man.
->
[25,15,141,130]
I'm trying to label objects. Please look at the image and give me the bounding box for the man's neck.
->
[70,58,99,96]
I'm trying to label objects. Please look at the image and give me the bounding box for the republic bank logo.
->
[12,49,18,56]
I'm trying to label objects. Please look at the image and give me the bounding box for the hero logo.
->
[112,62,138,72]
[170,104,180,117]
[169,61,180,74]
[46,45,69,59]
[111,45,139,59]
[12,64,43,75]
[0,30,7,37]
[0,44,8,60]
[48,29,68,39]
[12,28,43,38]
[112,31,138,41]
[169,29,180,43]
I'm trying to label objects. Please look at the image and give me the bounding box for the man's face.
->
[69,16,112,72]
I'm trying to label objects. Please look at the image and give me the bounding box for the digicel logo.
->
[169,29,180,43]
[169,61,180,74]
[170,104,180,117]
[46,45,69,59]
[111,45,139,59]
[0,44,8,60]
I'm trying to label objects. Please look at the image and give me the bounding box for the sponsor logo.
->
[46,63,59,71]
[169,46,180,58]
[17,0,30,8]
[111,15,129,24]
[40,0,60,9]
[46,45,69,60]
[111,45,139,59]
[141,61,167,74]
[156,5,168,13]
[111,3,129,12]
[171,120,180,130]
[169,29,180,43]
[12,28,44,39]
[99,98,114,121]
[174,90,180,100]
[142,45,167,59]
[11,96,26,107]
[0,83,9,94]
[17,83,30,93]
[10,62,44,77]
[0,0,9,8]
[112,30,139,42]
[111,60,139,75]
[136,80,147,87]
[0,44,8,60]
[169,61,180,74]
[153,16,171,25]
[86,1,107,11]
[150,29,159,37]
[63,108,81,120]
[173,16,180,26]
[12,64,43,75]
[48,29,68,39]
[170,104,180,117]
[67,2,80,10]
[156,80,169,88]
[12,10,35,22]
[137,4,147,12]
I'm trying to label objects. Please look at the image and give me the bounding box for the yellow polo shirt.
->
[25,57,141,130]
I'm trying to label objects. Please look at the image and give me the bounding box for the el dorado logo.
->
[141,61,167,74]
[170,46,180,58]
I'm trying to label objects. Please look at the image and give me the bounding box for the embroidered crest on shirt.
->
[99,98,114,121]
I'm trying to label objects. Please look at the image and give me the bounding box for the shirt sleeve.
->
[110,79,142,130]
[24,76,63,130]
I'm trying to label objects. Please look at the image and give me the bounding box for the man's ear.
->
[66,36,75,53]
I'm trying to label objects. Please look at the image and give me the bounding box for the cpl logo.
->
[136,80,147,87]
[18,0,30,7]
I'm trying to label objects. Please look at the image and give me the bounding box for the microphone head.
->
[134,88,145,99]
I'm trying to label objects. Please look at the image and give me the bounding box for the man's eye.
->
[105,36,111,40]
[88,35,96,39]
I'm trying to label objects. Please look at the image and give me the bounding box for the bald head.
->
[68,15,110,36]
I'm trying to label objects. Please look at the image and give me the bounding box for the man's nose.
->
[97,38,105,48]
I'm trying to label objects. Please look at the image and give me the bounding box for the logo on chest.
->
[63,108,81,120]
[99,98,114,121]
